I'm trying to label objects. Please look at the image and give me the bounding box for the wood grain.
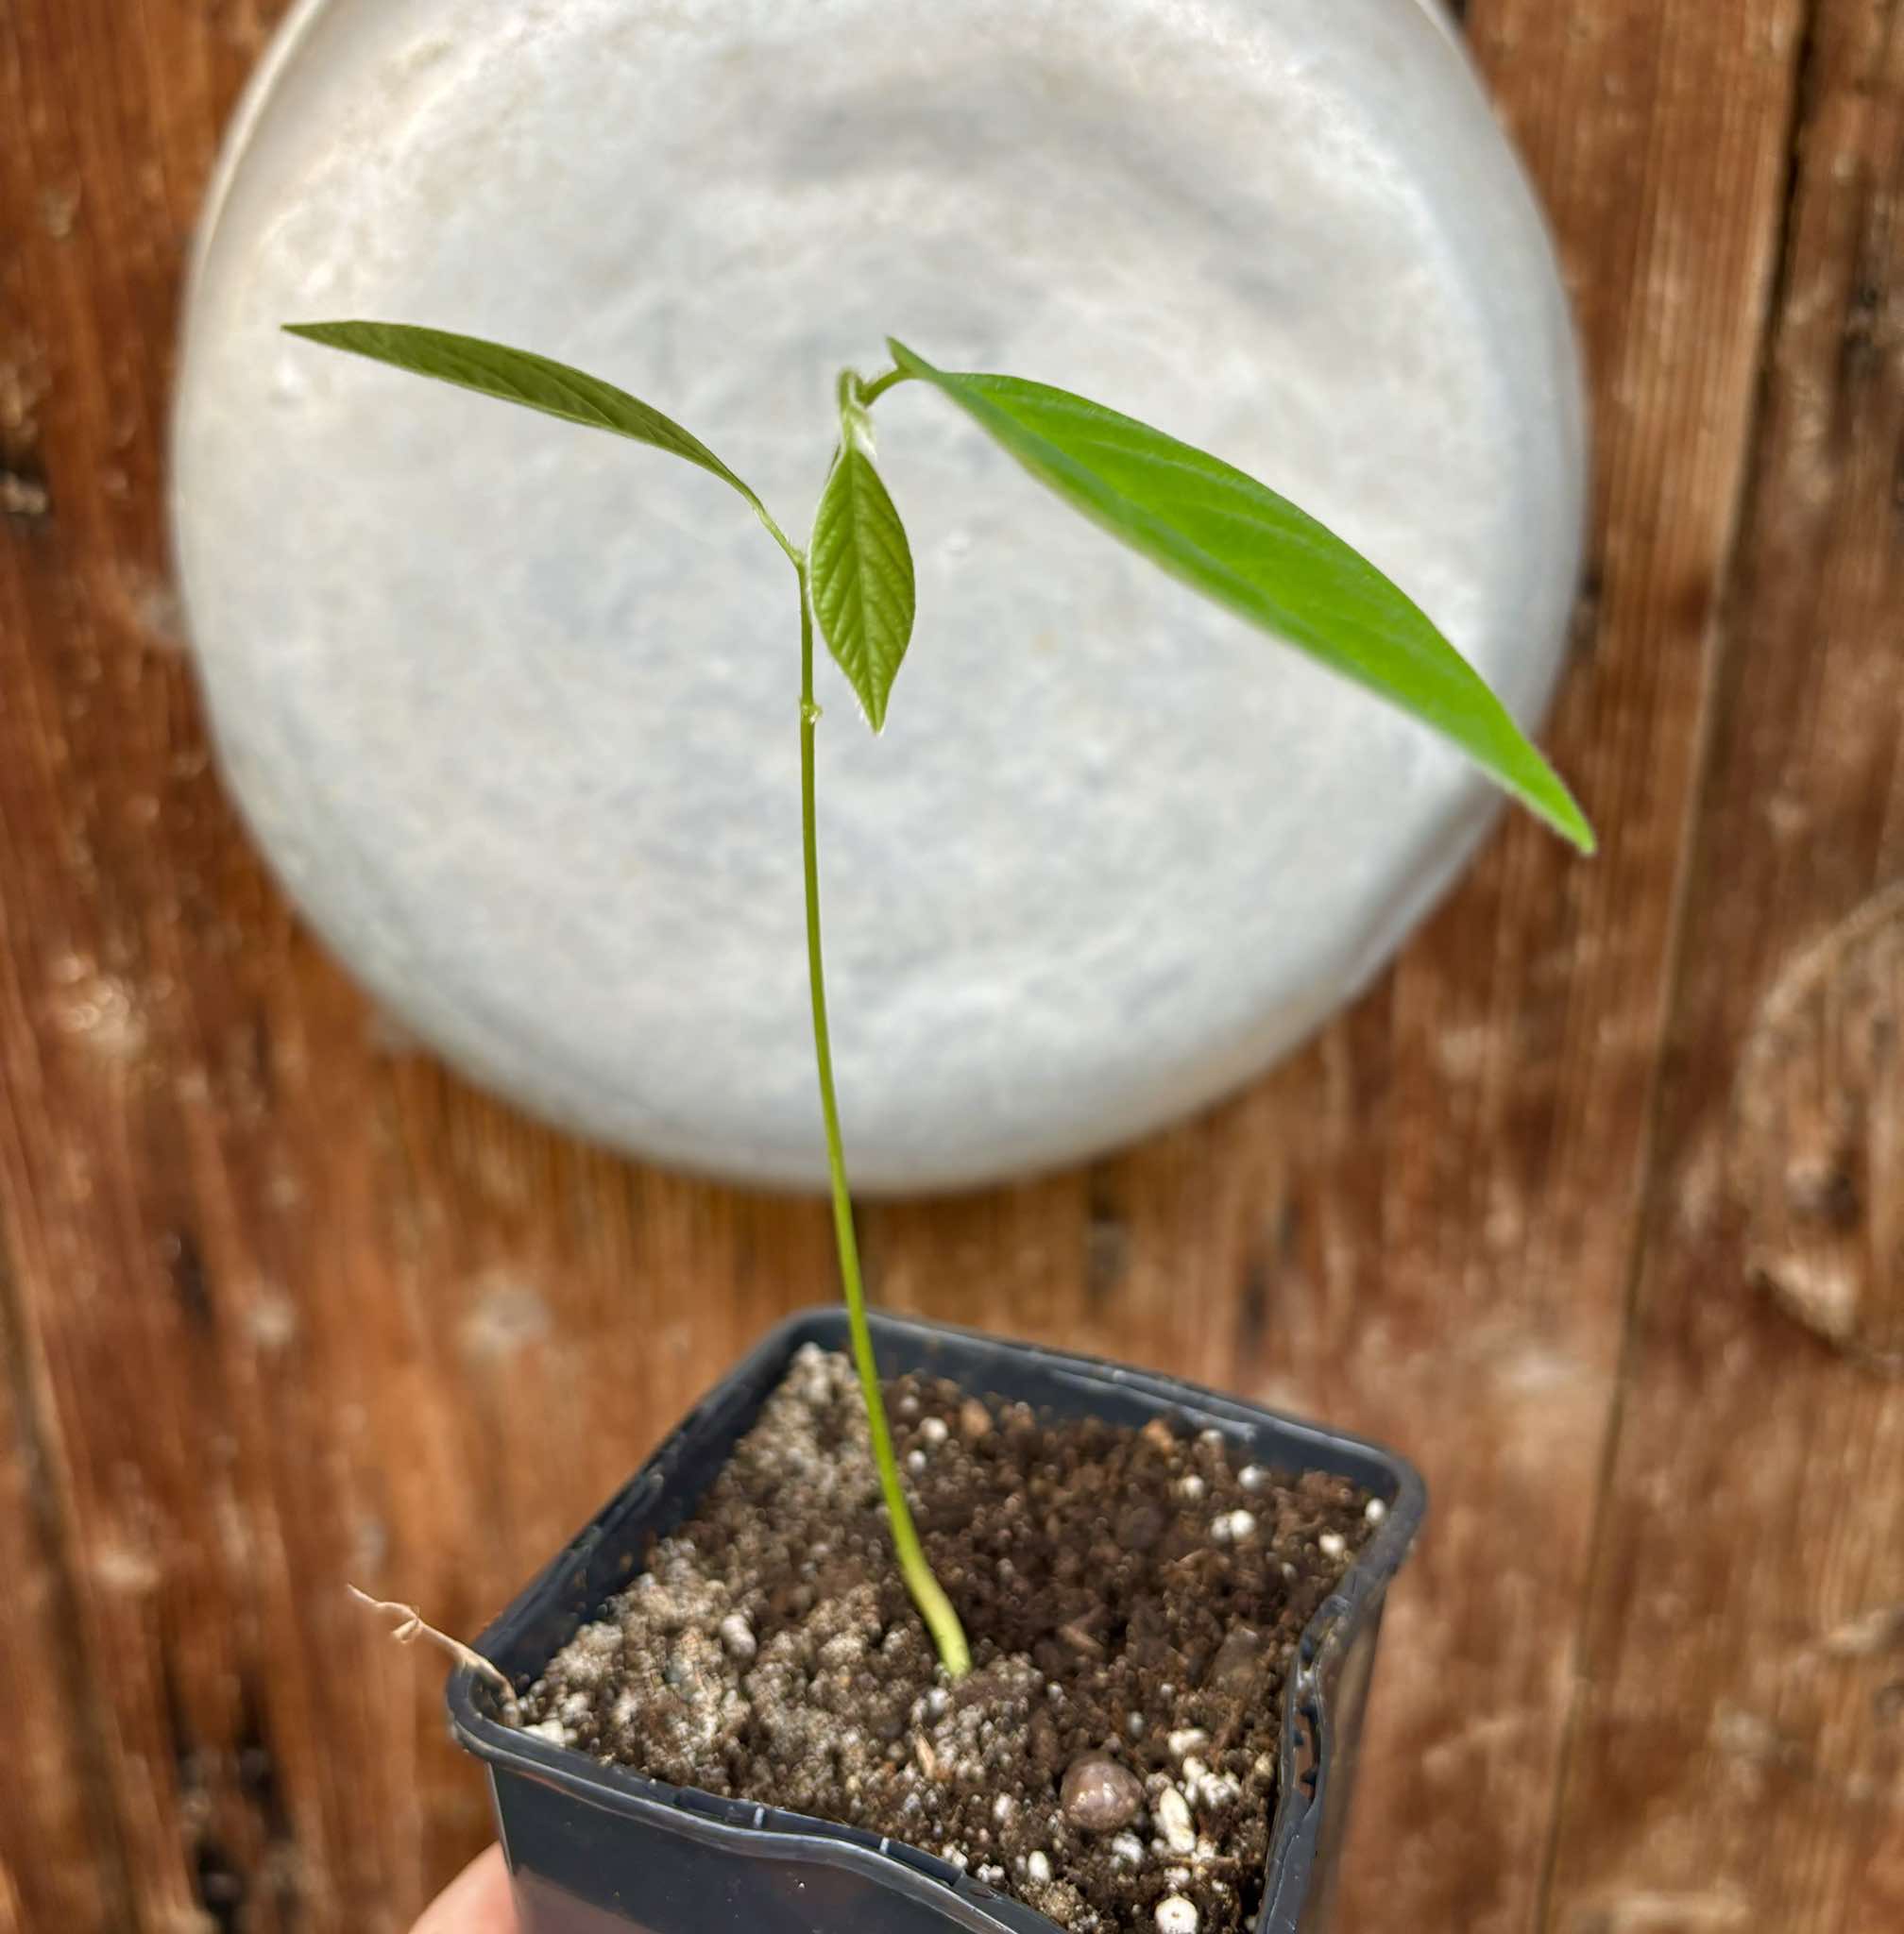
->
[0,1258,123,1934]
[0,2,1887,1932]
[1543,5,1904,1928]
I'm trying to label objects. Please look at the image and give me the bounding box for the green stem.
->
[750,499,805,571]
[856,365,915,408]
[795,561,972,1681]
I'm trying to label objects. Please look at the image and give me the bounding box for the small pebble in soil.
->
[1318,1532,1347,1559]
[1365,1496,1387,1524]
[1211,1510,1256,1544]
[513,1346,1374,1934]
[1155,1784,1197,1853]
[1061,1755,1145,1832]
[1157,1894,1200,1931]
[1184,1758,1241,1809]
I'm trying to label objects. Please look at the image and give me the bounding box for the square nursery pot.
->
[447,1310,1426,1934]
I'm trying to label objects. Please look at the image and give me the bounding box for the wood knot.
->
[2,465,50,520]
[1731,884,1904,1376]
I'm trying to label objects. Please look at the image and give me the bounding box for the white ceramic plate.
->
[173,0,1584,1191]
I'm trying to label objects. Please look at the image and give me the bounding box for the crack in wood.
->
[1083,1165,1128,1309]
[162,1226,214,1333]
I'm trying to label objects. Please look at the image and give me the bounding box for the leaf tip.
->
[282,320,350,348]
[1539,786,1597,856]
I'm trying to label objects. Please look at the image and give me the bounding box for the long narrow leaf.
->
[284,320,764,513]
[889,338,1592,852]
[808,445,916,731]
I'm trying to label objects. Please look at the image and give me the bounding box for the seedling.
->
[286,320,1594,1679]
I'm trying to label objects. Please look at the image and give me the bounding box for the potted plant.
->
[286,320,1591,1932]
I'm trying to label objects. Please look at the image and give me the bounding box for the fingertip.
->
[410,1843,516,1934]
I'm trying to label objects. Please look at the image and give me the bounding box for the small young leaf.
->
[808,445,916,732]
[283,320,763,512]
[888,339,1593,852]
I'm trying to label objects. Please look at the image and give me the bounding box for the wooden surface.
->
[1,2,1900,1929]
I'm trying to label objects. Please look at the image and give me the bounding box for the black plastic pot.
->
[448,1309,1425,1934]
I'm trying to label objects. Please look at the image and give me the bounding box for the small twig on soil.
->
[348,1585,518,1708]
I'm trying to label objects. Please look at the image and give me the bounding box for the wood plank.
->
[1544,5,1904,1928]
[0,3,1825,1932]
